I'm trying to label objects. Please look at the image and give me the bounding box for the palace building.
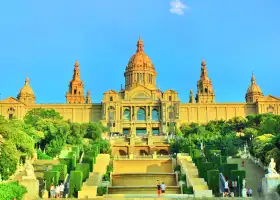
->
[0,37,279,135]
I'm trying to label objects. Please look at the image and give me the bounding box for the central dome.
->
[126,37,155,71]
[124,37,157,90]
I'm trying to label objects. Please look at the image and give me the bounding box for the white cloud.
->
[169,0,188,15]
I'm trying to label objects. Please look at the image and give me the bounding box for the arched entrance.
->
[119,150,127,156]
[158,149,169,155]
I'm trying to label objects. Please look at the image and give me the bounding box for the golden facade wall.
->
[179,103,257,124]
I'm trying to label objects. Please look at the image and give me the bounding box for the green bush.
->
[207,170,220,195]
[103,173,110,181]
[106,164,113,174]
[277,184,280,195]
[198,162,214,181]
[72,146,80,161]
[69,171,83,197]
[207,150,221,159]
[193,156,206,168]
[82,155,95,172]
[44,171,60,190]
[220,163,238,180]
[51,164,67,181]
[221,156,227,164]
[192,149,201,159]
[76,163,90,181]
[182,184,194,194]
[97,186,107,196]
[59,152,77,173]
[230,170,246,188]
[174,165,181,172]
[179,174,186,182]
[0,181,27,200]
[37,149,52,160]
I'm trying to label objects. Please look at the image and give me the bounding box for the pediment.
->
[0,97,23,104]
[104,90,119,94]
[259,95,280,102]
[164,89,178,94]
[128,85,152,100]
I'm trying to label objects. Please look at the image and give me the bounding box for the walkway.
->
[227,158,266,199]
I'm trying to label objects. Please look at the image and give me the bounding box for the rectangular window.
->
[169,96,172,101]
[110,96,113,101]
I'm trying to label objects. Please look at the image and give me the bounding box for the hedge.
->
[207,150,221,159]
[69,171,83,197]
[44,171,60,190]
[207,170,220,195]
[59,152,77,173]
[198,162,214,181]
[72,146,80,161]
[193,156,206,168]
[51,164,67,182]
[192,149,201,159]
[82,155,95,172]
[230,170,246,188]
[0,181,27,200]
[220,163,238,180]
[76,163,90,181]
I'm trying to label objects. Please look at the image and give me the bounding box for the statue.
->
[22,160,36,180]
[267,158,278,175]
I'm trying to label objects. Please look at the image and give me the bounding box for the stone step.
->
[108,186,181,194]
[112,173,177,187]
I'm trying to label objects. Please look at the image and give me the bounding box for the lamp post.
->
[238,176,240,197]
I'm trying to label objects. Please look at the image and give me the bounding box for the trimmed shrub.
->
[182,185,194,194]
[0,181,27,200]
[221,156,227,164]
[82,155,95,172]
[37,149,52,160]
[97,186,107,196]
[44,171,60,190]
[179,174,186,182]
[174,165,181,172]
[103,173,110,181]
[106,164,113,174]
[277,184,280,195]
[76,163,90,181]
[198,162,214,181]
[51,164,67,182]
[59,152,77,173]
[207,170,220,195]
[220,163,238,180]
[230,170,246,188]
[72,146,80,161]
[192,149,201,159]
[69,171,83,197]
[193,156,207,168]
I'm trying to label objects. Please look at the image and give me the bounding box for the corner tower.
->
[66,60,85,104]
[245,73,263,103]
[195,60,215,103]
[124,37,157,90]
[17,76,36,104]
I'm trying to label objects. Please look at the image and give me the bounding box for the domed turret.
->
[17,76,36,104]
[124,37,157,90]
[245,73,263,103]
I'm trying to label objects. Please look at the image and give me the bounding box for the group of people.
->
[156,181,166,196]
[223,178,255,197]
[50,183,65,198]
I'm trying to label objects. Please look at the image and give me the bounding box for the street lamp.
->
[238,176,240,197]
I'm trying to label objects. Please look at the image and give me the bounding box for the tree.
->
[24,108,63,126]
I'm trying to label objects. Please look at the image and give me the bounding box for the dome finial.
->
[251,71,256,83]
[136,36,144,52]
[75,59,79,68]
[25,75,29,85]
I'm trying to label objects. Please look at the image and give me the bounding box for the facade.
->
[1,37,280,135]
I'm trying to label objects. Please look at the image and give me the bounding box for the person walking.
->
[55,184,60,198]
[60,182,65,198]
[156,180,161,197]
[257,183,263,197]
[224,179,229,197]
[50,184,55,198]
[161,182,166,195]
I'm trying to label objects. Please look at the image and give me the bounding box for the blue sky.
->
[0,0,279,103]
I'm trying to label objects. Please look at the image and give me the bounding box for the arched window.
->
[123,109,130,120]
[108,106,115,120]
[137,108,146,121]
[152,109,159,121]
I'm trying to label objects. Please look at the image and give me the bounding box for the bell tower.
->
[66,60,85,104]
[195,60,215,103]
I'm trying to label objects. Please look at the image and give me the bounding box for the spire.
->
[136,36,144,52]
[25,76,29,85]
[251,72,256,84]
[189,89,195,103]
[73,60,80,80]
[86,90,92,104]
[200,59,209,80]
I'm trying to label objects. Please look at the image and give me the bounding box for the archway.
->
[158,149,169,155]
[137,108,146,121]
[152,109,159,121]
[119,150,127,156]
[139,149,148,156]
